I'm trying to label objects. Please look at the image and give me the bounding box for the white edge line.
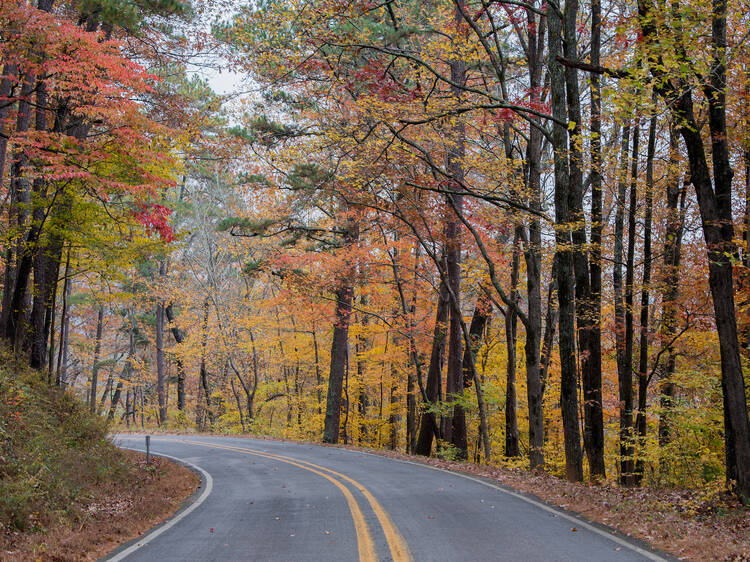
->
[341,448,668,562]
[104,443,214,561]
[107,435,668,562]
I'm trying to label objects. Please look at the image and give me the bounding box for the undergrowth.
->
[0,349,130,535]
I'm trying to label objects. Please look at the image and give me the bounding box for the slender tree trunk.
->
[30,251,56,369]
[47,282,57,384]
[89,305,104,412]
[658,127,686,456]
[389,362,399,450]
[231,377,246,432]
[156,300,167,425]
[540,262,557,399]
[108,322,135,422]
[356,341,368,443]
[55,251,71,387]
[199,297,212,428]
[312,329,322,414]
[406,244,422,453]
[124,389,131,428]
[505,229,521,457]
[165,303,186,410]
[463,295,491,390]
[248,330,259,419]
[100,370,113,412]
[0,63,18,185]
[155,260,168,424]
[382,224,423,453]
[356,300,370,443]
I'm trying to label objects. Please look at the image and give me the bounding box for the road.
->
[108,435,669,562]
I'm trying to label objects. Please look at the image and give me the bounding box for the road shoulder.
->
[102,445,211,561]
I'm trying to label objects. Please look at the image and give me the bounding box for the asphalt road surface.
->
[108,435,669,562]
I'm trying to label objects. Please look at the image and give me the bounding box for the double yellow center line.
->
[180,439,412,562]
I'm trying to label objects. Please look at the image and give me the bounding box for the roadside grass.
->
[0,351,198,560]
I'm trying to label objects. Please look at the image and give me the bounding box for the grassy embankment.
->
[0,351,197,560]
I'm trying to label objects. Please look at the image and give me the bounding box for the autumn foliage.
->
[3,0,750,532]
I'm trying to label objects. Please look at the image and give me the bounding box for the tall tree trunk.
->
[415,280,449,456]
[523,7,546,469]
[634,107,657,484]
[640,0,750,500]
[323,214,358,443]
[621,118,640,486]
[1,75,34,342]
[579,0,607,481]
[443,3,468,459]
[614,120,632,485]
[703,0,750,497]
[406,244,422,453]
[3,0,55,347]
[322,282,354,443]
[548,2,583,482]
[28,78,54,368]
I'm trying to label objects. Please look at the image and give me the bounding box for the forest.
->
[1,0,750,505]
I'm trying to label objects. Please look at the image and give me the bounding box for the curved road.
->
[108,435,669,562]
